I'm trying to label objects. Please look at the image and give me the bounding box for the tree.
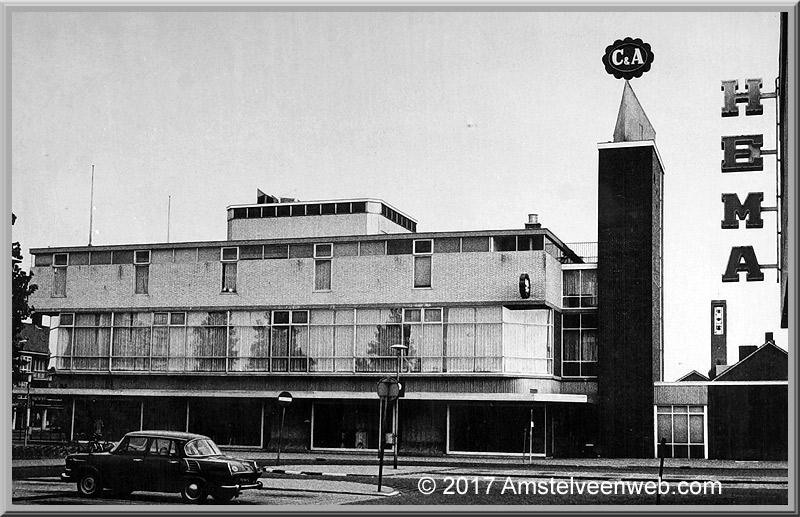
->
[12,213,38,376]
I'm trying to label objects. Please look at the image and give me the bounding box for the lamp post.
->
[24,372,32,447]
[389,343,408,469]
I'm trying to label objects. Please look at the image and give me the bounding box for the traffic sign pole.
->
[276,406,285,466]
[276,392,293,467]
[376,377,398,492]
[377,397,386,492]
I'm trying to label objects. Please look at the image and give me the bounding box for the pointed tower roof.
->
[613,80,656,142]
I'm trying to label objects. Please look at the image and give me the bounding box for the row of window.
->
[52,306,600,377]
[39,236,557,267]
[49,249,596,301]
[230,201,369,220]
[228,201,419,233]
[54,307,558,376]
[49,241,435,296]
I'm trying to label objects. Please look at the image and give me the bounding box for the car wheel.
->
[180,479,208,504]
[212,488,237,503]
[77,471,102,498]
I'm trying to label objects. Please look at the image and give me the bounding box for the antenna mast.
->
[88,164,95,246]
[167,195,171,243]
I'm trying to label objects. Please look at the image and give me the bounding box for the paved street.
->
[10,452,789,507]
[12,476,397,506]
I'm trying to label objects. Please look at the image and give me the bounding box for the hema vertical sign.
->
[719,78,780,282]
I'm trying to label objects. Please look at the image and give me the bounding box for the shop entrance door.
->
[528,407,547,456]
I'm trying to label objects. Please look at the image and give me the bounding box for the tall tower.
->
[710,300,727,375]
[597,81,665,458]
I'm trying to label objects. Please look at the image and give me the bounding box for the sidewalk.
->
[13,450,788,481]
[233,450,789,471]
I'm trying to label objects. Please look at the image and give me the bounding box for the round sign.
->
[376,377,399,399]
[602,37,654,80]
[277,391,293,407]
[519,273,531,299]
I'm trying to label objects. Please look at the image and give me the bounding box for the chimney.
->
[525,214,541,229]
[739,345,758,362]
[765,332,774,345]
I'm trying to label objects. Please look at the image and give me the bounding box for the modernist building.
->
[20,80,668,459]
[25,194,599,457]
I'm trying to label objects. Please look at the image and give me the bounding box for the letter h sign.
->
[719,78,778,283]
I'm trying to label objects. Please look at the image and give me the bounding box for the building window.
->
[502,308,553,374]
[186,311,227,372]
[112,312,152,371]
[152,312,187,371]
[314,243,332,291]
[271,310,309,372]
[56,313,74,370]
[562,312,597,377]
[563,268,597,308]
[656,406,706,459]
[402,307,443,372]
[228,310,271,372]
[134,250,150,294]
[19,356,32,373]
[56,312,111,371]
[221,247,238,293]
[413,240,433,288]
[53,253,68,297]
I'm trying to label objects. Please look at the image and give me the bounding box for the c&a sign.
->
[719,78,780,282]
[602,37,654,80]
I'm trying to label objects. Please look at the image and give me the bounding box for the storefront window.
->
[188,398,262,447]
[656,405,706,458]
[312,402,379,450]
[449,405,546,455]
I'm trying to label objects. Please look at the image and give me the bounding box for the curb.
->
[268,468,349,477]
[262,468,789,487]
[264,469,399,496]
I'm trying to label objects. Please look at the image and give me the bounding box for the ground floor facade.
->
[13,386,598,458]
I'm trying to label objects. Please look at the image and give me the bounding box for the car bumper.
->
[219,480,263,491]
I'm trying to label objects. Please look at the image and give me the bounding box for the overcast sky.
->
[9,9,788,381]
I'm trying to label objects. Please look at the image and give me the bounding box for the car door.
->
[104,435,149,490]
[142,438,184,492]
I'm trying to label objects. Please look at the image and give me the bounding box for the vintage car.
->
[61,430,262,503]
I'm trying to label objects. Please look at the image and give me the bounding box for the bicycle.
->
[74,433,113,453]
[89,433,115,453]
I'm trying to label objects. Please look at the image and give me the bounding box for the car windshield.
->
[183,438,222,457]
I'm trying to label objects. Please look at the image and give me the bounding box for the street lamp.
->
[24,372,32,447]
[389,343,408,469]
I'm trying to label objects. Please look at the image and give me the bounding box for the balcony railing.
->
[566,242,598,264]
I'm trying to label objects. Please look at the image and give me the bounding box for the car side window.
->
[148,438,177,457]
[118,436,148,454]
